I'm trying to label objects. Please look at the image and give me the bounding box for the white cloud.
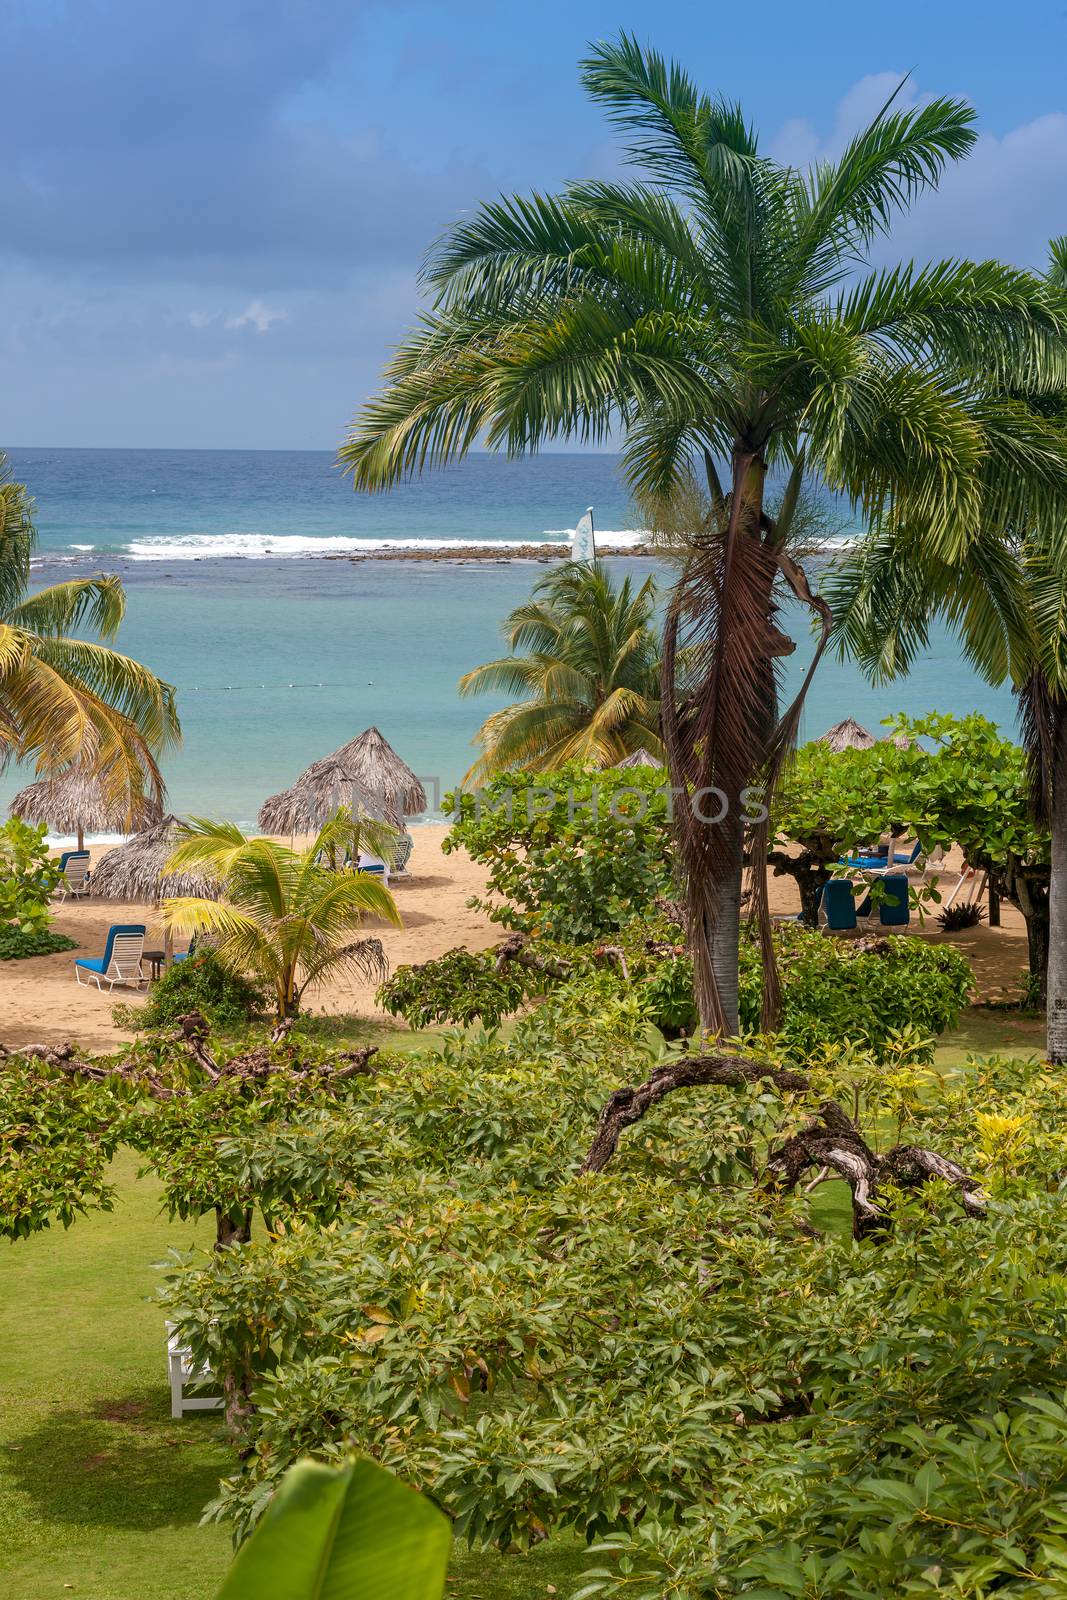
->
[224,298,287,334]
[770,75,1067,272]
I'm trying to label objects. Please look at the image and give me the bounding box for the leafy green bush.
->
[114,949,264,1031]
[379,916,970,1060]
[740,925,974,1058]
[443,763,675,941]
[378,948,530,1030]
[157,1032,1067,1598]
[0,817,60,935]
[0,925,77,960]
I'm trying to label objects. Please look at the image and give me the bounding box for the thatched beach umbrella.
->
[89,815,220,964]
[819,717,876,752]
[10,767,162,852]
[258,727,427,833]
[612,748,663,769]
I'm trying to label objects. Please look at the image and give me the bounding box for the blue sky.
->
[3,0,1067,449]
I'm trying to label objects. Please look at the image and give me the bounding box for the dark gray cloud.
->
[1,0,491,284]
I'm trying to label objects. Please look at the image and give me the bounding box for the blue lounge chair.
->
[820,879,860,931]
[55,850,91,899]
[889,838,922,867]
[173,934,197,965]
[878,874,910,928]
[74,924,147,991]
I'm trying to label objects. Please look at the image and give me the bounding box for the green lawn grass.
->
[0,1002,1042,1598]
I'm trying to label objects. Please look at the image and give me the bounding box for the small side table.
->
[144,949,166,982]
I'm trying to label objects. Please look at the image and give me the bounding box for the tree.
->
[768,739,912,924]
[827,240,1067,1055]
[459,560,664,778]
[162,818,401,1021]
[0,455,179,803]
[340,34,1067,1037]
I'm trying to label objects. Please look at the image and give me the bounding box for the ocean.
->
[1,447,1014,834]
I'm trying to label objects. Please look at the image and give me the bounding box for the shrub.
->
[0,817,60,935]
[379,917,970,1060]
[0,925,77,960]
[937,900,987,931]
[157,1036,1067,1598]
[378,948,529,1030]
[114,949,264,1031]
[443,763,675,941]
[739,925,974,1058]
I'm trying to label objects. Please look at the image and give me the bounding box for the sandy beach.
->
[0,830,1034,1055]
[2,825,499,1053]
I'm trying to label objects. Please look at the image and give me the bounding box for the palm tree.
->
[162,817,401,1021]
[0,456,179,807]
[340,34,1067,1037]
[459,560,663,779]
[828,241,1067,1063]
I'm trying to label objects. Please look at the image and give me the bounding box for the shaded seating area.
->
[810,872,911,932]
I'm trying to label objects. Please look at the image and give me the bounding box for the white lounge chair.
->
[165,1322,223,1419]
[356,852,390,886]
[54,850,91,899]
[73,924,148,991]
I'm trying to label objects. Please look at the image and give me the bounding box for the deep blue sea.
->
[0,447,1014,835]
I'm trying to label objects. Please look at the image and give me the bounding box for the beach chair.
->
[392,833,414,876]
[356,853,390,886]
[73,924,147,990]
[172,934,198,965]
[889,838,923,867]
[820,879,861,931]
[165,1322,223,1420]
[54,850,91,899]
[877,873,910,928]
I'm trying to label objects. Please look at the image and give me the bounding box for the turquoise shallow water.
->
[0,448,1015,831]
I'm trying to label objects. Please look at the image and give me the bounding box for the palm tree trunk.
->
[706,806,745,1033]
[1047,706,1067,1062]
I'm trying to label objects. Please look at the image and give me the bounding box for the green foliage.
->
[937,900,986,931]
[156,1027,1067,1598]
[114,950,264,1031]
[378,915,970,1062]
[0,817,60,934]
[740,926,974,1060]
[215,1457,450,1600]
[443,764,674,941]
[378,948,529,1030]
[459,561,664,780]
[0,924,76,959]
[0,1053,122,1240]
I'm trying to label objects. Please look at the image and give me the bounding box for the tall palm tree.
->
[828,240,1067,1063]
[162,817,401,1021]
[0,457,179,807]
[340,34,1067,1037]
[459,560,663,779]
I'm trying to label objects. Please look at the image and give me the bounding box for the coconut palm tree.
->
[340,34,1067,1037]
[827,241,1067,1063]
[0,456,179,806]
[459,561,663,779]
[162,817,401,1021]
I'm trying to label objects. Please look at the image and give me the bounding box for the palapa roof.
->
[258,726,426,833]
[612,748,664,769]
[10,767,163,836]
[87,815,220,903]
[819,717,876,753]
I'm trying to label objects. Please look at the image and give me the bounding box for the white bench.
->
[166,1322,224,1419]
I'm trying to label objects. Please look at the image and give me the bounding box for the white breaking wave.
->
[66,529,651,561]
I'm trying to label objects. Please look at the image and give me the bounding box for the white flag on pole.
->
[572,506,596,564]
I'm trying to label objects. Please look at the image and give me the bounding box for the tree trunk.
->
[1047,707,1067,1062]
[987,881,1000,927]
[706,807,745,1036]
[215,1206,252,1251]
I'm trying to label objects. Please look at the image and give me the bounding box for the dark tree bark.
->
[215,1206,253,1251]
[580,1052,811,1172]
[1048,706,1067,1062]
